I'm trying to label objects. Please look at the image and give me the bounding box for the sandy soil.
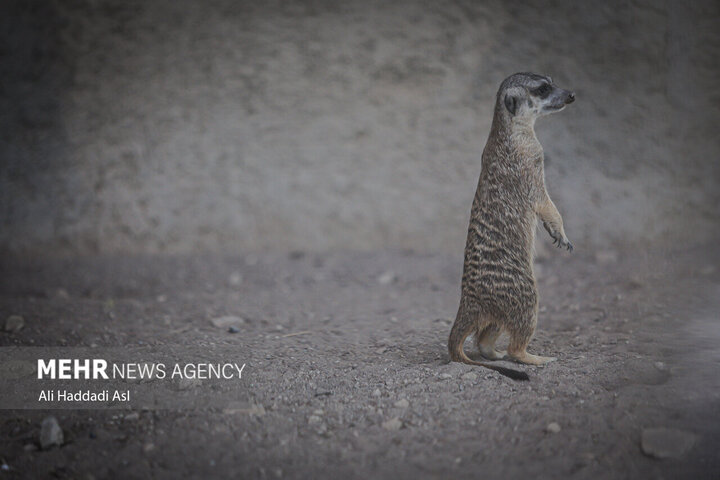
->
[1,243,719,479]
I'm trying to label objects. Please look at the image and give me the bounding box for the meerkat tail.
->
[448,318,529,381]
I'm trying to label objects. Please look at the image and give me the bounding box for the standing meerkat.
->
[448,72,576,381]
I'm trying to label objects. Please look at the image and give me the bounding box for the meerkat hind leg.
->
[507,324,556,365]
[475,322,506,360]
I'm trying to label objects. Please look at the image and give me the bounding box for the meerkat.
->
[448,72,576,381]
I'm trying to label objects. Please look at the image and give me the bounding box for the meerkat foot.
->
[478,346,507,360]
[508,351,556,365]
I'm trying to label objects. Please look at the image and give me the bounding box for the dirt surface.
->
[1,243,719,479]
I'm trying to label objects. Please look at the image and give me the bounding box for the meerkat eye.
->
[533,83,552,98]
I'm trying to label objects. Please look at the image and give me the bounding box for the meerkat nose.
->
[566,92,576,104]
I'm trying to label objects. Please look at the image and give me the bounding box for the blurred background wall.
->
[1,0,718,256]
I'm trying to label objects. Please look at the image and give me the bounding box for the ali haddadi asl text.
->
[38,389,130,402]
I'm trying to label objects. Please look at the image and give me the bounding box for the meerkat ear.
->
[504,93,518,116]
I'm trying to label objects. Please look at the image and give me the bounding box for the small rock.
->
[641,427,696,459]
[228,326,240,334]
[222,402,265,416]
[462,372,478,381]
[156,294,167,303]
[546,422,561,434]
[595,250,618,264]
[54,288,70,299]
[438,373,453,379]
[124,412,140,421]
[23,443,38,452]
[382,417,403,431]
[372,388,381,397]
[700,265,716,275]
[580,452,595,462]
[394,399,410,409]
[377,271,396,285]
[211,316,245,329]
[176,378,202,390]
[4,315,24,333]
[143,442,155,453]
[308,415,322,425]
[654,361,666,371]
[228,272,243,286]
[249,403,266,416]
[40,416,64,449]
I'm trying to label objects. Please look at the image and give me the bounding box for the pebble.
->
[176,378,203,390]
[372,388,381,397]
[222,402,265,416]
[700,265,715,275]
[438,373,453,379]
[211,316,245,329]
[23,444,38,452]
[462,372,478,381]
[54,288,70,299]
[641,427,696,459]
[308,415,322,425]
[228,272,243,286]
[595,250,618,264]
[40,416,64,449]
[4,315,24,333]
[394,399,410,409]
[377,271,396,285]
[228,326,240,334]
[143,442,155,453]
[124,412,140,421]
[382,417,403,431]
[546,422,561,434]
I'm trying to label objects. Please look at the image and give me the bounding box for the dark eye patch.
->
[532,83,552,98]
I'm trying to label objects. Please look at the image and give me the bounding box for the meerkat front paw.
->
[554,236,573,252]
[544,222,573,252]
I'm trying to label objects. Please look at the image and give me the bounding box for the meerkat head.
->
[497,72,575,121]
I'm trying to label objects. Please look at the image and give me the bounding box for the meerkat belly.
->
[462,208,537,315]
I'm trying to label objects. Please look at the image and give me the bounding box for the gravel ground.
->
[1,243,719,479]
